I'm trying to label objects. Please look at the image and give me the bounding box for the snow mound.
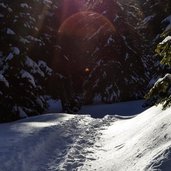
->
[80,105,171,171]
[0,105,171,171]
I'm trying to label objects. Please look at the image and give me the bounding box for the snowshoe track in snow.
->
[0,114,116,171]
[52,115,116,171]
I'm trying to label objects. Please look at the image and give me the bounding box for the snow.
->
[20,69,36,87]
[20,3,30,9]
[0,102,171,171]
[45,98,63,113]
[38,60,53,75]
[27,35,42,43]
[12,47,20,55]
[160,36,171,44]
[0,74,9,87]
[25,57,45,77]
[154,74,171,86]
[7,28,16,35]
[80,105,171,171]
[20,37,30,44]
[43,0,53,5]
[0,2,7,8]
[107,35,115,45]
[13,106,27,118]
[78,100,146,118]
[142,15,156,25]
[6,52,14,61]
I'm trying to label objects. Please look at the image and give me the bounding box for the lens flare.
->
[58,11,116,40]
[84,67,90,73]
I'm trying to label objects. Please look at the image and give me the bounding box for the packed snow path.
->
[0,105,171,171]
[0,114,115,171]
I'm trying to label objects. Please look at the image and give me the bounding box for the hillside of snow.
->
[0,104,171,171]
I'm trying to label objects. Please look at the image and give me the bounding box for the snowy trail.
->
[0,114,75,171]
[54,116,116,171]
[0,114,116,171]
[1,105,171,171]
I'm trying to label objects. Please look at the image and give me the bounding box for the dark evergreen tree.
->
[2,0,170,121]
[81,0,148,104]
[137,0,171,89]
[0,0,82,121]
[0,0,55,121]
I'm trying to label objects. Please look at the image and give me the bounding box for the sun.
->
[84,67,90,73]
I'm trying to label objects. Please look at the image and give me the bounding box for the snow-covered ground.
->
[45,99,63,113]
[78,100,146,118]
[0,102,171,171]
[46,99,146,117]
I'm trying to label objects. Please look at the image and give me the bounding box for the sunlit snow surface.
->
[0,102,171,171]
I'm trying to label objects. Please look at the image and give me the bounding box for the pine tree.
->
[82,0,148,104]
[145,32,171,108]
[0,0,54,122]
[0,0,82,121]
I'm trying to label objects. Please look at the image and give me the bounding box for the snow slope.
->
[80,105,171,171]
[0,104,171,171]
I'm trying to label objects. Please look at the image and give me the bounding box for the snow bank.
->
[0,103,171,171]
[160,36,171,44]
[80,105,171,171]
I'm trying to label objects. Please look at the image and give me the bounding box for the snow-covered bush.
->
[145,74,171,108]
[155,36,171,66]
[145,33,171,109]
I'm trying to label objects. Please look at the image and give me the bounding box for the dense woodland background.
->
[0,0,171,122]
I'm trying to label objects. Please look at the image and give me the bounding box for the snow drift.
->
[0,104,171,171]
